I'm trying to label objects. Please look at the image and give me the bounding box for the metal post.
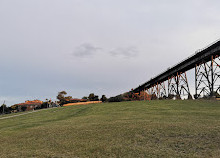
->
[211,55,214,97]
[176,73,180,99]
[156,84,158,99]
[184,72,190,93]
[168,77,170,97]
[195,64,198,99]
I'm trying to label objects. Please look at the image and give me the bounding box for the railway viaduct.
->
[132,40,220,99]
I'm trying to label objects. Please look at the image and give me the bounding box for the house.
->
[15,100,43,112]
[48,101,60,108]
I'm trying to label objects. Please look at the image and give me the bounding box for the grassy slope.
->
[0,100,220,158]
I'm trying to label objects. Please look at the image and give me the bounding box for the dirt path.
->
[0,110,39,120]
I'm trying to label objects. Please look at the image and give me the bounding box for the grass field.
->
[0,100,220,158]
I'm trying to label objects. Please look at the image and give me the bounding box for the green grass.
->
[0,100,220,157]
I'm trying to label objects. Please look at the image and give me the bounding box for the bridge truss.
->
[195,55,220,98]
[132,40,220,100]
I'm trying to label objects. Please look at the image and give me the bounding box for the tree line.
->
[0,90,128,115]
[56,91,108,106]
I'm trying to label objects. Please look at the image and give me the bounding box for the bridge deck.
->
[133,40,220,93]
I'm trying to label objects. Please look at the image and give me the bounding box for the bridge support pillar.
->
[168,72,191,99]
[147,82,167,100]
[195,55,220,99]
[150,84,158,100]
[157,82,167,99]
[168,75,180,99]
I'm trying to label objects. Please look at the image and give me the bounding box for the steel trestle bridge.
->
[132,39,220,99]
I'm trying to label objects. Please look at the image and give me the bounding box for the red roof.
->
[15,100,43,106]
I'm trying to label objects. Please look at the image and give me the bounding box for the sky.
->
[0,0,220,105]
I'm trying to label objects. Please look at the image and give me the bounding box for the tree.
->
[108,95,124,102]
[88,93,95,101]
[101,95,107,102]
[57,91,73,105]
[94,95,99,101]
[57,91,67,101]
[0,103,9,114]
[41,102,49,109]
[11,104,18,111]
[82,96,88,100]
[88,93,99,101]
[21,106,27,112]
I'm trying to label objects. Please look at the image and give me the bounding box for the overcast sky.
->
[0,0,220,105]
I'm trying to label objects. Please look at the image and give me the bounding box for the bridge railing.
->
[157,39,220,78]
[138,39,220,89]
[195,38,220,53]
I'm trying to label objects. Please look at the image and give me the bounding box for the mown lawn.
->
[0,100,220,157]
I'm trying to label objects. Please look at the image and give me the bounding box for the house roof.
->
[15,100,43,106]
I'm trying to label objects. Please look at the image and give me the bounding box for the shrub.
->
[101,95,108,102]
[88,93,99,101]
[108,95,124,102]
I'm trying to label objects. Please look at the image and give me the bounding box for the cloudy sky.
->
[0,0,220,105]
